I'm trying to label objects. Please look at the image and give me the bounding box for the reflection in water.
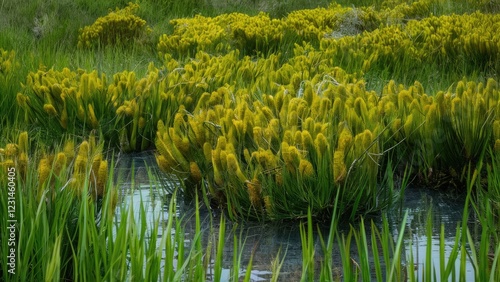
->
[115,152,476,281]
[389,189,475,281]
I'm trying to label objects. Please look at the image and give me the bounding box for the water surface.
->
[115,152,476,281]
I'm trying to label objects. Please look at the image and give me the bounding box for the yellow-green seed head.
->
[333,150,346,183]
[299,159,315,178]
[43,104,58,116]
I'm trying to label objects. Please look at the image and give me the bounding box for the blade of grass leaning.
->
[270,247,287,282]
[353,218,371,281]
[371,221,383,282]
[318,185,341,281]
[387,210,408,281]
[214,214,226,282]
[300,208,315,282]
[424,208,433,282]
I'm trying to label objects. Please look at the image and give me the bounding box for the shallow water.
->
[115,152,476,281]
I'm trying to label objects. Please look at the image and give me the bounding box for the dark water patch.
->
[115,152,476,281]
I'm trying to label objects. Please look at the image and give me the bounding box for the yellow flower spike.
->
[280,141,293,172]
[224,138,236,155]
[253,126,263,145]
[302,130,314,151]
[1,159,15,171]
[287,110,299,129]
[77,104,85,120]
[216,136,227,151]
[53,152,67,176]
[190,120,206,146]
[87,104,98,129]
[332,97,343,116]
[256,150,267,168]
[261,106,274,121]
[108,187,119,215]
[212,156,224,186]
[17,152,28,179]
[91,154,102,179]
[233,119,245,137]
[203,142,212,163]
[274,91,285,113]
[16,93,28,108]
[157,119,166,134]
[243,108,254,133]
[79,73,89,98]
[409,99,421,113]
[318,98,332,120]
[264,195,273,215]
[303,117,315,133]
[354,97,368,120]
[495,139,500,152]
[268,118,280,137]
[281,129,292,144]
[226,153,247,183]
[163,130,189,170]
[293,131,302,146]
[43,104,58,116]
[96,160,108,197]
[451,97,461,116]
[189,162,203,184]
[138,117,146,129]
[5,143,18,158]
[303,83,314,105]
[127,71,136,93]
[403,114,414,137]
[333,150,347,184]
[37,157,52,193]
[73,154,87,176]
[156,154,170,172]
[49,83,62,100]
[265,149,278,168]
[88,132,98,153]
[314,133,329,157]
[287,145,301,167]
[359,130,374,151]
[485,78,498,99]
[17,132,28,154]
[246,178,262,208]
[456,80,465,97]
[219,150,228,172]
[243,148,252,164]
[195,92,211,112]
[299,159,315,179]
[337,126,353,151]
[78,141,90,159]
[425,104,438,130]
[63,140,75,160]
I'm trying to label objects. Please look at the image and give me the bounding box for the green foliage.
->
[77,2,152,49]
[0,49,21,127]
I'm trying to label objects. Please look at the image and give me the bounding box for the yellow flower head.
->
[333,150,346,183]
[43,104,58,116]
[314,133,329,157]
[246,178,262,208]
[190,162,202,183]
[38,157,52,187]
[299,159,315,178]
[96,160,108,197]
[4,143,18,157]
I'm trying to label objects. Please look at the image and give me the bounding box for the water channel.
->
[114,151,476,281]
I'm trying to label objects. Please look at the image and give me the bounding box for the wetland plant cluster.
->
[1,0,500,280]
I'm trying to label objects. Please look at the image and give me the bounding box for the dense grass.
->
[2,146,499,280]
